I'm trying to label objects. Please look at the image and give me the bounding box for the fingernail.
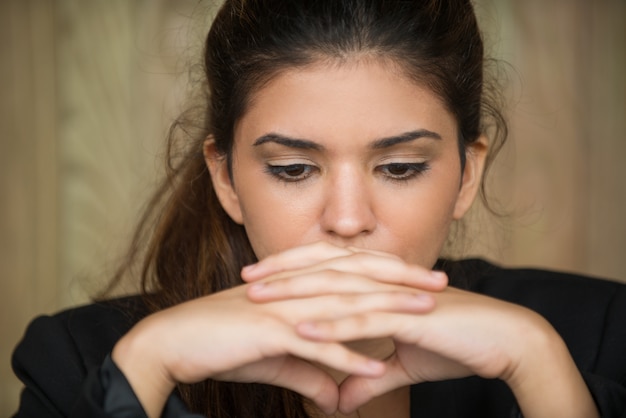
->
[366,359,384,373]
[242,264,257,274]
[430,271,447,282]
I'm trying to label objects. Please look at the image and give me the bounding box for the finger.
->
[244,243,447,292]
[346,246,402,260]
[338,354,413,414]
[262,328,386,379]
[255,291,436,320]
[295,312,413,343]
[213,354,341,414]
[247,271,438,303]
[314,253,447,291]
[247,256,446,302]
[241,241,353,282]
[276,340,385,377]
[258,356,341,415]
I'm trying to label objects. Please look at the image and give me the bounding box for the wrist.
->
[504,313,598,418]
[112,317,177,418]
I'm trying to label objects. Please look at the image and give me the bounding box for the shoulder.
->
[442,259,626,381]
[12,295,148,416]
[443,258,625,306]
[14,295,149,367]
[443,258,626,319]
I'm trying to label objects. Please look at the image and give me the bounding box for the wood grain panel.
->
[0,0,57,413]
[586,0,626,279]
[469,0,626,281]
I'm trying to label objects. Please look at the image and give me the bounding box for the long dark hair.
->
[108,0,507,416]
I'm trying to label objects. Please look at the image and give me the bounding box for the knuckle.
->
[336,293,360,307]
[350,313,371,329]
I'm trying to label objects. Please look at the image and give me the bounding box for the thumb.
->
[265,356,341,415]
[338,355,412,414]
[240,242,353,282]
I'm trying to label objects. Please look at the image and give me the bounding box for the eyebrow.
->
[252,129,441,151]
[253,133,324,150]
[370,129,442,149]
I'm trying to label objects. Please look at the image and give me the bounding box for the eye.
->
[377,162,429,181]
[265,164,317,182]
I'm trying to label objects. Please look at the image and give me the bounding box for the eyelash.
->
[264,164,317,182]
[265,162,429,183]
[376,162,430,181]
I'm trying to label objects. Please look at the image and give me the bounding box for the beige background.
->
[1,0,625,414]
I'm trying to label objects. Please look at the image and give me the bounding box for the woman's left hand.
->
[244,243,599,418]
[302,286,562,413]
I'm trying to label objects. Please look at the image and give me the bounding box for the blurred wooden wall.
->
[0,0,207,412]
[469,0,626,277]
[1,0,624,414]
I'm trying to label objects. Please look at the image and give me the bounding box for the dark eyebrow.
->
[252,129,441,151]
[253,133,324,151]
[370,129,442,149]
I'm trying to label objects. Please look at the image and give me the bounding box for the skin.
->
[112,60,599,418]
[210,59,482,267]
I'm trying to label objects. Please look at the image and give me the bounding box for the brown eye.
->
[377,162,429,181]
[283,165,306,177]
[265,164,317,182]
[386,163,410,176]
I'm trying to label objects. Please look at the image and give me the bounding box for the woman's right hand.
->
[111,243,442,417]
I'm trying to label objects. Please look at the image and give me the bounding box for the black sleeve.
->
[71,355,148,418]
[581,277,626,418]
[75,355,204,418]
[583,373,626,417]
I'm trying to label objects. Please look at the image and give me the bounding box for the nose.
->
[320,166,377,239]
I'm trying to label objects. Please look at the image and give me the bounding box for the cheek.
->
[382,171,461,265]
[236,184,320,259]
[381,193,456,265]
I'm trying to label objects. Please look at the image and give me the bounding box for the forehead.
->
[234,59,458,147]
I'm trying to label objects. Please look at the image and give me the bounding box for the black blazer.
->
[12,259,626,417]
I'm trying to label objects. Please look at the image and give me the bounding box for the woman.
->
[12,0,626,417]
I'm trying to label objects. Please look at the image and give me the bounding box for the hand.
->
[299,287,598,418]
[112,243,440,417]
[246,243,598,418]
[244,250,504,411]
[294,287,535,410]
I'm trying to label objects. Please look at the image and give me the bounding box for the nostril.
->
[321,211,376,239]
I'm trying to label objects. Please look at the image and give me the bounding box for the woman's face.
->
[206,60,486,268]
